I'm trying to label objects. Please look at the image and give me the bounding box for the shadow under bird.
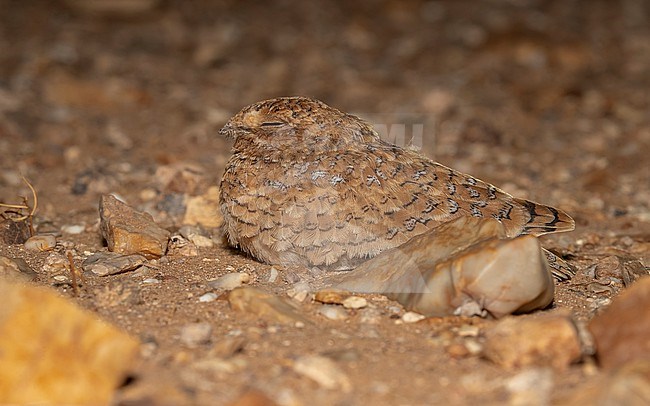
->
[219,97,575,280]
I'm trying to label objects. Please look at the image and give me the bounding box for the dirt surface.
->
[1,1,649,405]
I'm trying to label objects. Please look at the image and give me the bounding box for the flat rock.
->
[82,251,148,276]
[0,280,139,405]
[589,276,650,369]
[482,312,582,370]
[332,217,554,318]
[228,287,310,325]
[99,194,170,259]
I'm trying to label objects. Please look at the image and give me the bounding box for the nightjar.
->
[219,97,575,280]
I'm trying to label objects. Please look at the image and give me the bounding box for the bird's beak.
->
[219,121,235,139]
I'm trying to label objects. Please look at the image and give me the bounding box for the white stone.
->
[342,296,368,309]
[402,311,426,323]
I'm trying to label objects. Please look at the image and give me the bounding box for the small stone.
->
[463,339,483,355]
[42,252,69,275]
[0,256,36,283]
[318,305,349,321]
[402,311,426,323]
[0,281,139,404]
[314,288,350,305]
[457,325,480,337]
[292,355,351,392]
[82,251,147,276]
[199,292,218,303]
[61,224,85,234]
[483,312,582,370]
[178,225,214,248]
[180,322,213,347]
[167,235,198,257]
[228,287,310,325]
[342,296,367,309]
[99,194,170,259]
[446,343,470,358]
[286,281,311,302]
[24,235,57,252]
[267,266,279,283]
[53,275,69,282]
[208,272,251,290]
[589,276,650,369]
[183,186,224,228]
[142,278,160,284]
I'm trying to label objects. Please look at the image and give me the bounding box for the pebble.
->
[141,278,160,284]
[228,287,310,325]
[178,225,214,248]
[198,292,218,303]
[401,311,426,323]
[318,305,349,321]
[42,252,69,275]
[286,281,311,302]
[483,312,582,370]
[342,296,368,309]
[463,339,483,356]
[0,256,36,283]
[292,355,351,392]
[267,266,279,283]
[182,186,224,228]
[24,235,57,252]
[314,288,350,304]
[82,251,147,276]
[457,325,481,337]
[207,272,251,290]
[61,224,85,234]
[167,235,198,257]
[99,194,170,259]
[179,322,213,347]
[589,277,650,369]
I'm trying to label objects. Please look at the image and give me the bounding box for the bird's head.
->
[219,96,380,151]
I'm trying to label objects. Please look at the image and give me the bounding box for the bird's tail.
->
[514,198,575,236]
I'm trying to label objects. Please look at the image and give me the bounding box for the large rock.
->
[0,280,139,404]
[482,312,582,370]
[99,194,170,259]
[332,217,555,318]
[589,276,650,369]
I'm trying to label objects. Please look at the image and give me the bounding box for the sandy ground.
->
[1,1,649,404]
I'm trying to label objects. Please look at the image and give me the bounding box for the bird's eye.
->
[260,121,285,127]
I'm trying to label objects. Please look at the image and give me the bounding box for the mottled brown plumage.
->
[219,97,575,279]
